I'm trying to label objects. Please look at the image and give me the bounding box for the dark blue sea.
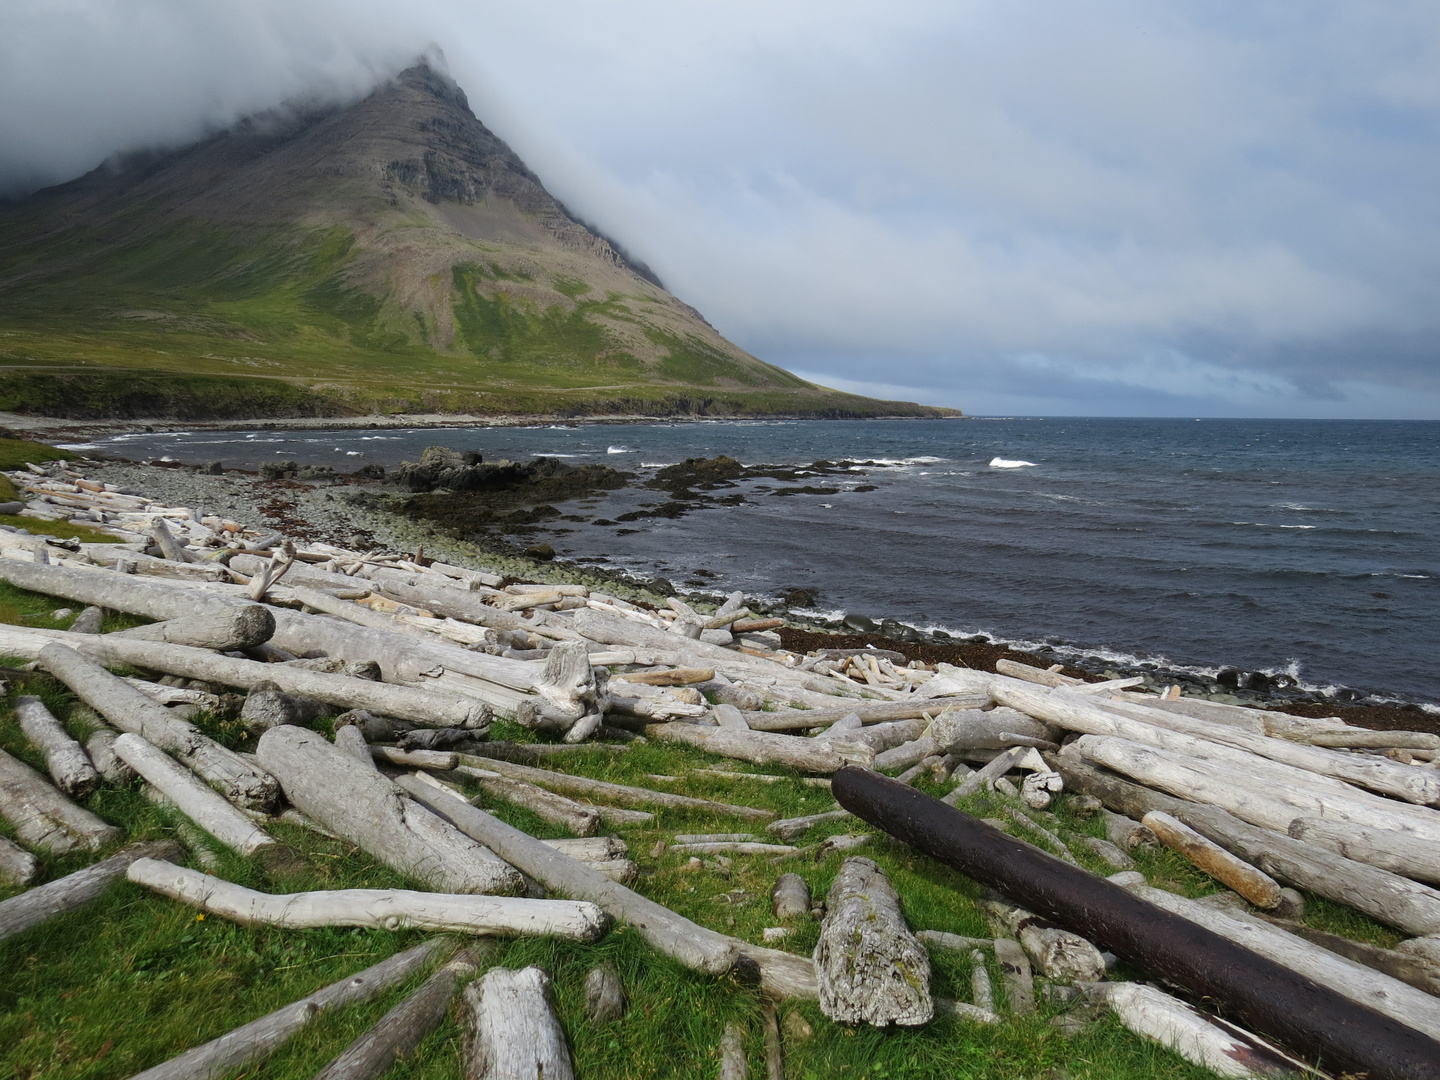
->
[71,419,1440,704]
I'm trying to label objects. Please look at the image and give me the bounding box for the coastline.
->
[0,409,967,443]
[47,453,1440,733]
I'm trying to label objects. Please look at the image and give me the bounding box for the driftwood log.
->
[255,727,523,895]
[38,643,279,811]
[450,766,601,836]
[1091,981,1313,1080]
[813,857,932,1026]
[129,939,449,1080]
[1056,754,1440,936]
[112,735,276,857]
[1143,810,1282,908]
[1123,880,1440,1037]
[86,729,136,784]
[718,1023,747,1080]
[111,604,275,650]
[456,753,774,822]
[992,937,1034,1015]
[644,723,864,773]
[743,700,976,732]
[0,834,41,887]
[981,896,1106,981]
[772,874,811,920]
[15,694,99,798]
[127,859,606,939]
[831,766,1440,1080]
[0,839,182,942]
[0,745,121,853]
[583,963,626,1023]
[240,682,330,732]
[395,774,819,1000]
[462,965,574,1080]
[315,947,488,1080]
[1289,817,1440,886]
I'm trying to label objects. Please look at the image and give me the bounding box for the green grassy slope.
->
[0,67,958,422]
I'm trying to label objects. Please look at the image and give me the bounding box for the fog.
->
[4,1,1438,417]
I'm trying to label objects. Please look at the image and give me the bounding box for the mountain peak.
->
[0,64,955,421]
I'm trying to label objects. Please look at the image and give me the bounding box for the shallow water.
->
[71,418,1440,702]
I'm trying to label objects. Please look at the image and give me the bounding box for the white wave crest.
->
[989,457,1037,468]
[607,446,632,454]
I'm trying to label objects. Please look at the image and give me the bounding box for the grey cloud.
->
[2,1,1438,416]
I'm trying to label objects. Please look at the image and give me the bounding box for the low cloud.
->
[3,1,1437,416]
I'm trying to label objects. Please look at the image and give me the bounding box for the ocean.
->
[71,418,1440,704]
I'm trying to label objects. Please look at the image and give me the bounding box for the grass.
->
[0,211,952,421]
[0,574,1376,1079]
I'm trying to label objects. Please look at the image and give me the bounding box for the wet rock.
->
[524,543,555,561]
[784,587,819,608]
[842,613,877,633]
[259,460,297,480]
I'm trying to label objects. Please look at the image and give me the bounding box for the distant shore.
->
[0,410,967,442]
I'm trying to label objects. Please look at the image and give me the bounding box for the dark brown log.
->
[830,766,1440,1080]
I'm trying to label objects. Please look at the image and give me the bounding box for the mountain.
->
[0,63,958,421]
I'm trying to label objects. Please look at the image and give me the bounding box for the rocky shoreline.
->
[57,452,1438,736]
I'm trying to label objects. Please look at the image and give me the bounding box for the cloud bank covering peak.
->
[3,1,1438,417]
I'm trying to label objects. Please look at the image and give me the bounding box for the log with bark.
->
[314,946,489,1080]
[831,766,1440,1080]
[111,604,275,651]
[129,938,449,1080]
[454,753,774,822]
[38,643,279,811]
[14,694,99,798]
[255,727,524,895]
[812,857,932,1027]
[1142,810,1283,908]
[462,965,574,1080]
[395,774,818,1000]
[0,745,121,853]
[127,859,606,939]
[1054,753,1440,937]
[0,839,182,942]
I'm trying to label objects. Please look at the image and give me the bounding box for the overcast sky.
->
[3,1,1438,417]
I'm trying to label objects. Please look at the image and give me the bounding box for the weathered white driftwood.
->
[969,949,994,1013]
[462,965,574,1080]
[718,1023,747,1080]
[15,694,99,798]
[645,723,864,773]
[1089,981,1313,1079]
[0,834,41,887]
[111,604,275,650]
[113,734,276,857]
[766,808,851,842]
[993,936,1035,1015]
[1075,734,1440,846]
[813,857,932,1027]
[456,753,774,822]
[584,963,627,1024]
[0,839,182,942]
[1123,881,1440,1037]
[451,766,601,836]
[1289,817,1440,887]
[314,947,486,1080]
[255,727,523,895]
[1142,810,1282,909]
[772,873,811,920]
[395,774,818,1000]
[127,859,606,939]
[38,643,279,811]
[128,939,448,1080]
[981,896,1106,982]
[1056,754,1440,937]
[0,745,120,853]
[85,729,136,783]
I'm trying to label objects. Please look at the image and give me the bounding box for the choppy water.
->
[70,418,1440,702]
